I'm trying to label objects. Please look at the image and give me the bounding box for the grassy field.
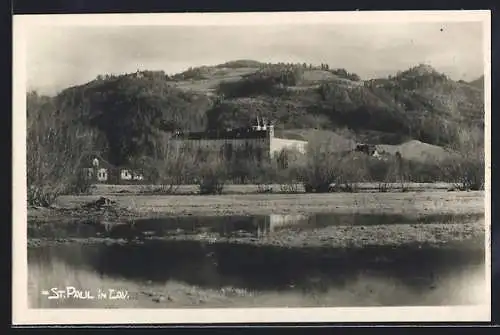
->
[28,190,486,251]
[377,140,457,162]
[169,66,258,93]
[47,190,484,218]
[169,66,365,94]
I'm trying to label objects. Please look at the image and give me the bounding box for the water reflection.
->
[28,212,484,240]
[28,238,486,306]
[28,212,486,307]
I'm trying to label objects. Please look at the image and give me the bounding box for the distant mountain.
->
[469,75,484,90]
[27,60,484,166]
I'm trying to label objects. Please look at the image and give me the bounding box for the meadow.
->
[50,188,484,217]
[28,188,485,250]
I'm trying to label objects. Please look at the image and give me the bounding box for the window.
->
[121,170,132,180]
[97,169,107,180]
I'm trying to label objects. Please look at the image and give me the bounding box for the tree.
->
[196,153,227,195]
[297,136,347,193]
[56,74,212,165]
[141,132,197,193]
[441,125,485,190]
[27,91,96,206]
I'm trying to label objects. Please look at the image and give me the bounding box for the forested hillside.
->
[27,60,484,166]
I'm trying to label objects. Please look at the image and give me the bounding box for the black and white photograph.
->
[13,11,491,324]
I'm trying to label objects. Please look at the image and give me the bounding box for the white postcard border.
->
[12,10,492,325]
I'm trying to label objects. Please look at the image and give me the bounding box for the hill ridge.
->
[28,60,484,166]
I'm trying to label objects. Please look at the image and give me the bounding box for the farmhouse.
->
[168,118,308,161]
[81,153,145,184]
[354,143,379,156]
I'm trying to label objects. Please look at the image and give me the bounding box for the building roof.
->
[171,127,269,140]
[80,152,116,169]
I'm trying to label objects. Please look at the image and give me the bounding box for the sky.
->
[25,21,485,96]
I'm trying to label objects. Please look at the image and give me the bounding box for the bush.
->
[297,139,346,193]
[256,184,273,193]
[140,137,197,193]
[199,179,225,195]
[27,186,59,208]
[296,138,421,193]
[366,156,395,182]
[335,152,371,192]
[271,148,303,183]
[253,160,277,184]
[440,126,485,191]
[441,156,485,191]
[64,170,93,195]
[253,152,303,193]
[279,183,300,193]
[197,156,227,195]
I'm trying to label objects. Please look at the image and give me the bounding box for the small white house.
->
[120,169,144,181]
[134,174,144,181]
[82,154,116,183]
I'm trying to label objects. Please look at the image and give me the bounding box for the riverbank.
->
[26,191,486,251]
[29,191,485,223]
[28,213,485,249]
[89,182,458,196]
[27,191,487,308]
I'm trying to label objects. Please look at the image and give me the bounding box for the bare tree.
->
[334,152,370,192]
[273,147,305,193]
[27,91,95,207]
[298,136,348,193]
[442,125,485,191]
[196,152,227,195]
[141,132,197,193]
